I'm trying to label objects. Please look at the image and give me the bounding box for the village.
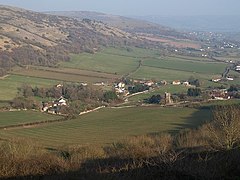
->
[39,73,240,116]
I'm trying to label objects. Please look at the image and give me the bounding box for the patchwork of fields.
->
[0,46,237,147]
[0,47,229,101]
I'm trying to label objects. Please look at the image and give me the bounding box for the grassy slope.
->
[61,52,139,75]
[128,85,189,102]
[143,57,226,74]
[0,111,60,127]
[1,107,211,147]
[0,75,59,101]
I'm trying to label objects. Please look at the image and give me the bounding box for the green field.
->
[61,52,139,75]
[1,107,211,147]
[131,66,211,81]
[128,85,189,102]
[12,69,111,83]
[0,75,59,101]
[143,56,226,74]
[0,111,61,128]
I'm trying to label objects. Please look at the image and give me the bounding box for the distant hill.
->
[0,6,202,76]
[0,5,143,75]
[132,15,240,33]
[46,11,187,39]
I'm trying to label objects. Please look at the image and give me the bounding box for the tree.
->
[147,94,162,104]
[103,91,118,102]
[206,105,240,150]
[187,88,202,97]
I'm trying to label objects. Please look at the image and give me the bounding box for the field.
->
[1,107,211,147]
[0,75,59,101]
[0,111,61,128]
[142,56,226,74]
[0,46,234,148]
[128,85,189,102]
[2,47,228,102]
[60,52,140,75]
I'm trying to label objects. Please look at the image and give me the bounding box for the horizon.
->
[0,0,240,16]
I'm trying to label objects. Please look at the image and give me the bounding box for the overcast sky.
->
[0,0,239,16]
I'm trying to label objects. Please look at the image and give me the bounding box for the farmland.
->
[0,46,234,148]
[1,106,211,147]
[0,75,59,101]
[0,111,61,128]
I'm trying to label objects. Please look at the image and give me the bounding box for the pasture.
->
[128,85,189,102]
[12,68,113,83]
[1,106,211,147]
[0,111,61,128]
[0,75,59,101]
[60,52,140,75]
[143,56,226,74]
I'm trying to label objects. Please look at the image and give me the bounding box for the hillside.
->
[47,11,189,39]
[0,6,140,76]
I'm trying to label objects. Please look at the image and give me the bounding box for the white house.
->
[172,80,181,85]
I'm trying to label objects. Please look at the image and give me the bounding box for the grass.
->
[131,66,211,82]
[0,75,59,101]
[128,85,189,102]
[0,111,60,128]
[143,56,226,74]
[1,107,211,147]
[60,52,139,75]
[12,69,110,83]
[102,46,160,58]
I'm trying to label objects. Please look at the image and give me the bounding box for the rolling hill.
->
[0,5,142,75]
[0,5,202,77]
[47,11,188,39]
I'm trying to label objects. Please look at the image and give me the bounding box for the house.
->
[182,81,190,86]
[236,66,240,71]
[42,96,68,113]
[226,77,234,81]
[144,80,154,87]
[172,80,181,85]
[160,80,167,85]
[114,82,128,95]
[56,84,63,88]
[210,89,230,100]
[94,82,105,86]
[54,96,67,106]
[212,78,221,82]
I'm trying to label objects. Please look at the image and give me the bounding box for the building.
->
[172,80,181,85]
[182,81,190,86]
[165,92,173,104]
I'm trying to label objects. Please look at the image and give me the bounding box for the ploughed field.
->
[0,107,211,147]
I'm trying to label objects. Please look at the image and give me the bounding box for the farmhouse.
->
[144,80,155,87]
[42,96,68,113]
[172,80,181,85]
[226,77,234,81]
[212,78,221,82]
[160,80,167,85]
[236,65,240,71]
[182,81,190,86]
[209,89,230,100]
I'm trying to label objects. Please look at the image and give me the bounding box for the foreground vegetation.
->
[0,105,239,179]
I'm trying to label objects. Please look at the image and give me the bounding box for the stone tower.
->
[165,92,173,104]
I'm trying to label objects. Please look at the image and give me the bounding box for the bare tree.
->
[207,105,240,150]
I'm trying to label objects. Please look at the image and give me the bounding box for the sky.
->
[0,0,239,16]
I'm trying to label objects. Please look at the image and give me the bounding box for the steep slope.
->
[0,6,139,75]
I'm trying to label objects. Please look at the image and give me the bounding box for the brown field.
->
[140,35,201,49]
